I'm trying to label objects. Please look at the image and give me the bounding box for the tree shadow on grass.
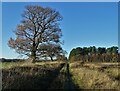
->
[2,63,65,90]
[65,63,80,90]
[46,63,81,90]
[2,62,82,90]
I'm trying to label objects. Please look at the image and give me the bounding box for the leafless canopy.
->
[8,5,63,62]
[37,43,66,61]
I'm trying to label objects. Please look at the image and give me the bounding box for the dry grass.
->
[82,62,120,69]
[2,61,65,89]
[104,68,120,80]
[1,61,120,90]
[1,62,24,69]
[70,62,120,90]
[1,61,65,69]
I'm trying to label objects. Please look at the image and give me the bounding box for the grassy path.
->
[3,61,119,90]
[65,63,80,90]
[47,62,80,90]
[46,63,65,90]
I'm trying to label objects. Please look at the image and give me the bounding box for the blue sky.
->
[2,2,118,59]
[0,2,2,58]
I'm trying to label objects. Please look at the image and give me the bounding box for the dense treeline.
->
[69,46,120,62]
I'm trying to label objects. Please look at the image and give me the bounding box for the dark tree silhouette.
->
[69,46,119,62]
[37,43,66,61]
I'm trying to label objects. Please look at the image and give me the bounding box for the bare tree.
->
[38,43,66,61]
[8,5,62,63]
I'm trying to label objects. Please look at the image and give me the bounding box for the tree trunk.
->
[31,51,36,63]
[50,56,54,61]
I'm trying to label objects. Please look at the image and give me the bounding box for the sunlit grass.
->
[104,68,120,80]
[0,61,65,69]
[71,68,120,89]
[70,62,120,90]
[35,61,64,65]
[0,62,24,69]
[1,61,120,90]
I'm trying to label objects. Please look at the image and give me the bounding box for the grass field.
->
[1,61,120,90]
[70,62,120,89]
[2,61,67,89]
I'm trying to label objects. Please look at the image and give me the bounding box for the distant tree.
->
[88,46,96,55]
[106,48,112,54]
[8,5,63,63]
[69,47,83,60]
[97,47,106,54]
[91,46,96,54]
[38,43,66,61]
[118,54,120,62]
[76,47,83,55]
[76,47,84,56]
[69,46,119,62]
[111,46,118,55]
[69,48,76,60]
[88,46,92,54]
[83,47,89,55]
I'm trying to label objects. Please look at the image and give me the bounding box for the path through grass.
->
[1,61,120,90]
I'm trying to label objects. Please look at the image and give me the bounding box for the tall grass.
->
[104,68,120,80]
[2,61,120,90]
[1,62,24,69]
[70,63,120,90]
[2,61,65,89]
[1,61,65,69]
